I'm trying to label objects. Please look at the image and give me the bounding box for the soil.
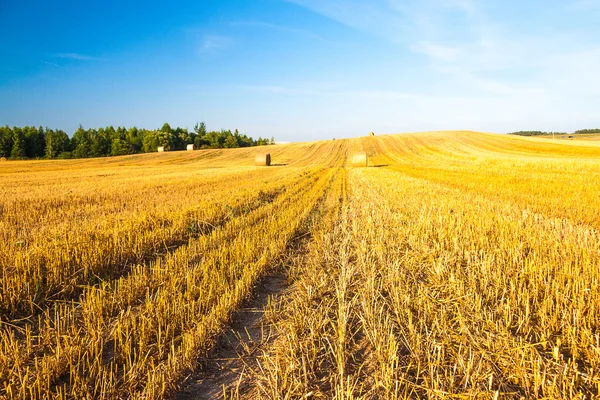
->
[175,272,288,399]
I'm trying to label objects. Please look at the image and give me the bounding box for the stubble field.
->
[1,131,599,399]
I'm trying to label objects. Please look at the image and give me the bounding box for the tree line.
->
[508,129,600,136]
[507,131,568,136]
[0,122,274,160]
[573,129,600,134]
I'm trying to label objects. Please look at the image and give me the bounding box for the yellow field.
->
[1,131,599,399]
[536,134,600,141]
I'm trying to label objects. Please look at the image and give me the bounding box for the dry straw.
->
[157,146,165,152]
[255,153,271,166]
[186,144,194,151]
[352,152,367,167]
[0,157,6,161]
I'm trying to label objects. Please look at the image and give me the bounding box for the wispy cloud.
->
[242,84,421,100]
[286,0,407,42]
[41,60,61,67]
[289,0,600,97]
[444,0,476,16]
[229,20,341,45]
[53,53,98,61]
[199,35,233,54]
[242,84,323,96]
[410,41,462,61]
[570,0,600,10]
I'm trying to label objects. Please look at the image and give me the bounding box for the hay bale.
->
[255,153,271,166]
[186,144,195,151]
[351,152,368,167]
[0,157,6,161]
[157,146,165,152]
[369,132,375,136]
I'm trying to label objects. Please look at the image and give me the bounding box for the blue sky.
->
[1,0,599,141]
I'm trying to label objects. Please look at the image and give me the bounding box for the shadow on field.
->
[270,163,288,166]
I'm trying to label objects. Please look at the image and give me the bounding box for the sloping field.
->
[1,132,599,399]
[579,135,600,141]
[536,134,600,141]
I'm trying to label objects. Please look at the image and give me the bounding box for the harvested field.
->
[351,151,367,167]
[1,131,600,399]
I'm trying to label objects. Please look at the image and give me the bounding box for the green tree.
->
[110,138,130,156]
[224,135,239,148]
[142,130,159,152]
[255,136,270,146]
[205,131,224,148]
[90,128,111,157]
[194,122,206,136]
[160,123,172,134]
[45,129,70,159]
[0,126,13,158]
[10,128,25,159]
[574,128,600,134]
[194,135,210,149]
[72,125,92,158]
[23,126,46,158]
[2,122,276,158]
[126,127,142,152]
[172,127,190,150]
[157,130,173,150]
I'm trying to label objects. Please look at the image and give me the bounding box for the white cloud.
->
[286,0,408,42]
[570,0,600,10]
[445,0,476,15]
[262,1,600,134]
[53,53,97,61]
[229,20,336,44]
[293,1,600,96]
[410,41,462,61]
[199,35,233,54]
[41,60,61,67]
[242,84,421,100]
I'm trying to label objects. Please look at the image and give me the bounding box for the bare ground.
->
[174,179,332,400]
[174,271,288,400]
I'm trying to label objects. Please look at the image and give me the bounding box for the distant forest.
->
[0,122,274,160]
[508,129,600,136]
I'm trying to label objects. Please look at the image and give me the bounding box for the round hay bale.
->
[157,146,165,152]
[351,152,367,167]
[186,144,194,151]
[255,153,271,166]
[0,157,6,162]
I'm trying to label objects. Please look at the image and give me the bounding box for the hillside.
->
[1,131,599,399]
